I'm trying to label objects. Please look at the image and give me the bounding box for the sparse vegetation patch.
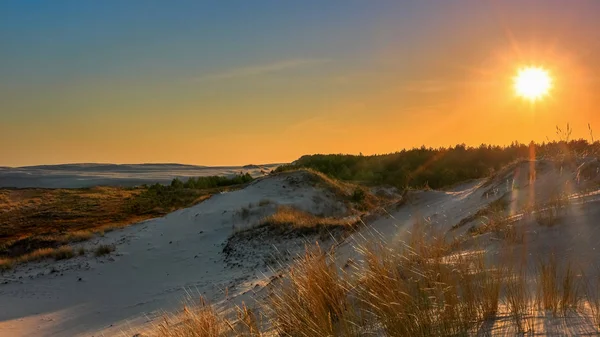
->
[94,244,115,257]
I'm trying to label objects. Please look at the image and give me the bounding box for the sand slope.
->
[0,171,355,336]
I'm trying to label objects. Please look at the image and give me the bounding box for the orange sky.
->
[1,1,599,166]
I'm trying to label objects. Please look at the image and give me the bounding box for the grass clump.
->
[94,244,115,257]
[53,246,75,260]
[504,265,533,333]
[358,221,500,336]
[269,246,359,337]
[157,299,225,337]
[264,206,352,229]
[15,245,75,263]
[0,258,13,271]
[536,256,580,315]
[583,269,600,329]
[156,299,262,337]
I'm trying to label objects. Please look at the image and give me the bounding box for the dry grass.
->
[156,299,262,337]
[356,220,503,336]
[536,256,581,315]
[268,245,359,337]
[0,187,144,258]
[263,206,354,229]
[158,244,600,336]
[279,169,381,211]
[0,185,217,261]
[0,257,13,271]
[94,244,115,257]
[64,230,94,242]
[52,245,75,260]
[583,269,600,329]
[14,245,75,264]
[162,212,600,336]
[505,267,532,333]
[157,300,225,337]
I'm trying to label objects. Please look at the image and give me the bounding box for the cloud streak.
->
[195,58,329,81]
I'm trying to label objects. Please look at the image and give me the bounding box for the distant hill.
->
[0,163,283,188]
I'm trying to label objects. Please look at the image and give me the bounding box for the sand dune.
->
[1,160,600,336]
[0,171,362,336]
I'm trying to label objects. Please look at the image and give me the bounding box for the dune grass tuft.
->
[263,205,354,230]
[52,246,75,260]
[268,245,359,337]
[16,245,76,263]
[0,258,13,271]
[94,244,115,257]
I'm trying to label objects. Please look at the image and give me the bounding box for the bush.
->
[128,174,254,215]
[351,187,366,203]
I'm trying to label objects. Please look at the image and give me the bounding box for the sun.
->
[514,66,552,101]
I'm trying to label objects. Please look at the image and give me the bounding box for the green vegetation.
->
[276,140,600,189]
[178,173,253,189]
[128,173,254,215]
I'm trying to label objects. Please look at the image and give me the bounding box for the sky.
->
[1,0,600,166]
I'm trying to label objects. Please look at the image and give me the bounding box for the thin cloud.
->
[195,58,330,81]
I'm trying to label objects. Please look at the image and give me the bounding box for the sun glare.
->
[514,66,552,101]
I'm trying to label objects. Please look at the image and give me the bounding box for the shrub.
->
[351,187,366,203]
[170,177,184,189]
